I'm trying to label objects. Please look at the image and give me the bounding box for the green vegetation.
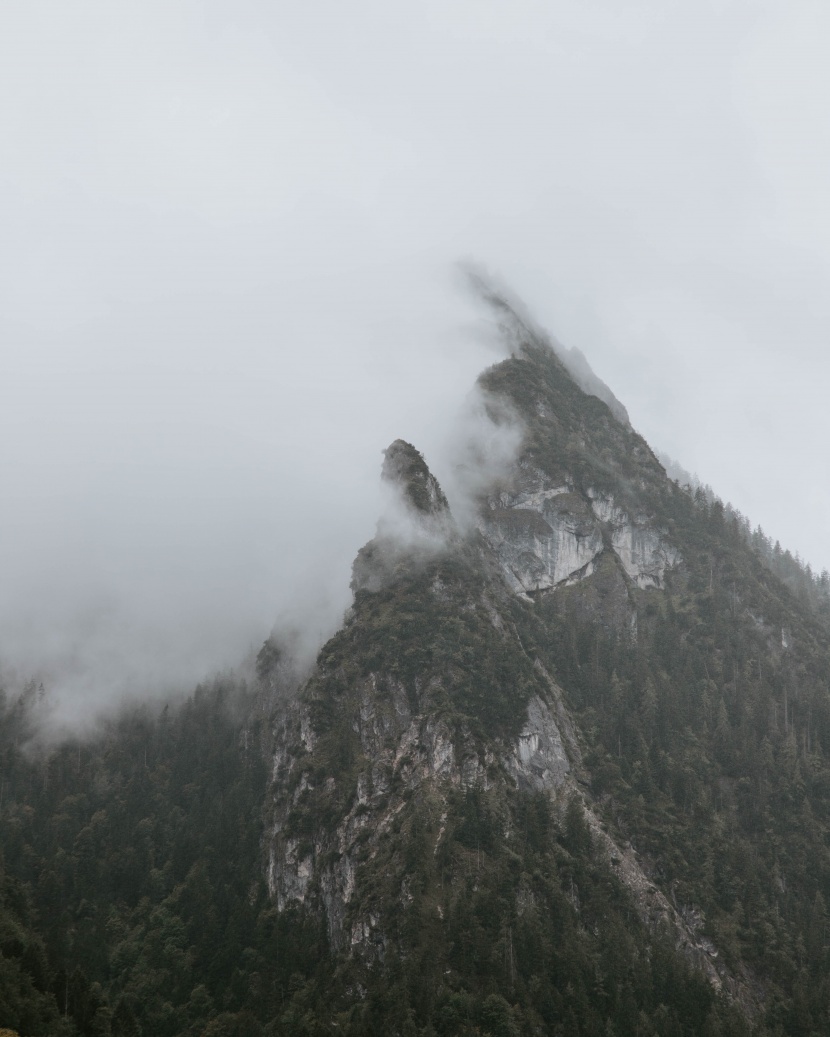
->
[533,482,830,1034]
[286,784,749,1037]
[0,679,313,1037]
[480,325,830,1033]
[326,553,543,742]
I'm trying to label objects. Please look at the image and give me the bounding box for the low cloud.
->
[5,2,830,737]
[440,386,525,530]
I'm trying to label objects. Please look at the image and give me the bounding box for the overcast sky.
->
[3,1,830,723]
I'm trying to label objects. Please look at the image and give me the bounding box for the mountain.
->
[3,293,830,1036]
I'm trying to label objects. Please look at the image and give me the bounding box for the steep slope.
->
[263,405,744,1031]
[263,301,830,1035]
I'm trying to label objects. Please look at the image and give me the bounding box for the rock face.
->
[264,435,717,997]
[505,692,571,793]
[267,672,576,955]
[481,483,602,595]
[479,467,679,598]
[588,491,680,589]
[381,439,449,518]
[267,445,584,957]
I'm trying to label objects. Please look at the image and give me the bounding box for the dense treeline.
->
[659,453,830,619]
[0,668,749,1037]
[0,678,327,1036]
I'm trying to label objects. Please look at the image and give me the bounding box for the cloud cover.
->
[3,1,830,722]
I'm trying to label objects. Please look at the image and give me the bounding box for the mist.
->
[4,2,830,729]
[1,276,502,731]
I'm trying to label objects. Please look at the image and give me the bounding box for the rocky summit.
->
[3,292,830,1037]
[259,295,830,1033]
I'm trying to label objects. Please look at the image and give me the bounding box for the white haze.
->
[3,2,830,728]
[443,389,526,532]
[373,384,525,553]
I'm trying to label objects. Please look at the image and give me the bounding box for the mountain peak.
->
[381,438,449,518]
[351,440,454,594]
[465,265,629,425]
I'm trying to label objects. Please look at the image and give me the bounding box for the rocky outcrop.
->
[480,467,679,597]
[588,491,680,589]
[505,693,571,792]
[267,667,574,957]
[267,662,748,1005]
[268,444,682,965]
[481,485,602,595]
[352,441,456,594]
[381,439,449,518]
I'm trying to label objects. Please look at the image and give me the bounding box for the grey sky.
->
[3,1,829,722]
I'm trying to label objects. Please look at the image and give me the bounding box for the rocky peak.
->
[263,289,789,1028]
[351,440,454,595]
[471,310,679,614]
[381,439,449,518]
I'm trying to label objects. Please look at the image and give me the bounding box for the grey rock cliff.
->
[479,465,679,598]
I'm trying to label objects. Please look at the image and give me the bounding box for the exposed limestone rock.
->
[269,835,313,912]
[267,667,573,957]
[505,694,570,792]
[481,483,602,595]
[588,492,680,589]
[479,467,679,597]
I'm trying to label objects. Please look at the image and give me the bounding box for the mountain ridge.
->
[264,310,765,1029]
[260,295,830,1032]
[3,295,830,1035]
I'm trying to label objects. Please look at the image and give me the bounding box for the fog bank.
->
[4,1,830,728]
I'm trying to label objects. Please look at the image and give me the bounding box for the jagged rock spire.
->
[381,439,450,518]
[351,440,454,594]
